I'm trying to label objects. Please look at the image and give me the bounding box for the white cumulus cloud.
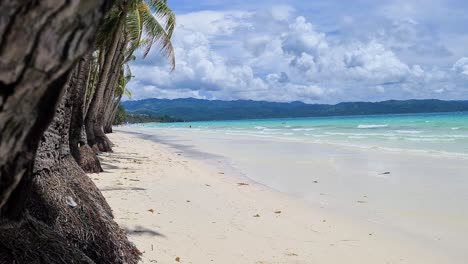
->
[128,5,468,103]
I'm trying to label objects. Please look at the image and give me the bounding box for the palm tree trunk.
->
[84,56,99,119]
[85,12,126,152]
[108,93,124,129]
[94,35,126,150]
[69,54,103,173]
[103,86,117,133]
[0,0,118,262]
[0,0,113,219]
[25,81,140,264]
[102,59,125,134]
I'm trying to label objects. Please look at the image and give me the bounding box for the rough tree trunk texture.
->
[69,54,103,173]
[103,87,117,134]
[102,52,124,134]
[104,95,122,133]
[95,34,125,146]
[96,60,119,141]
[0,0,134,262]
[86,14,125,152]
[102,37,126,135]
[108,93,123,130]
[0,214,95,264]
[84,57,99,119]
[0,0,113,219]
[23,84,140,264]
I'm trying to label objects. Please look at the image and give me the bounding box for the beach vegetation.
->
[0,0,175,262]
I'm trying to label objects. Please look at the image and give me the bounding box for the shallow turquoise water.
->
[132,112,468,156]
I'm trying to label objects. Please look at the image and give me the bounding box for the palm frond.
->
[145,0,176,38]
[96,6,122,49]
[124,88,132,99]
[140,5,175,70]
[126,6,142,55]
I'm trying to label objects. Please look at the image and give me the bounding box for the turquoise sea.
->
[134,112,468,157]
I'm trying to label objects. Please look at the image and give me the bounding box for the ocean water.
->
[133,112,468,157]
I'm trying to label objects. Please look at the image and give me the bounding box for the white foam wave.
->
[291,128,316,131]
[357,124,388,129]
[418,134,468,139]
[405,138,455,142]
[451,127,460,130]
[254,126,266,130]
[325,132,394,137]
[395,130,423,134]
[348,136,368,139]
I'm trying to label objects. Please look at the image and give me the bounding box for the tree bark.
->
[95,31,126,147]
[0,214,95,264]
[85,13,126,152]
[22,82,140,264]
[84,55,100,119]
[103,87,117,133]
[0,0,113,218]
[104,95,122,133]
[103,35,127,134]
[0,0,142,262]
[102,57,124,134]
[69,54,103,173]
[110,94,124,125]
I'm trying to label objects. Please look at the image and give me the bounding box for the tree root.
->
[25,156,140,264]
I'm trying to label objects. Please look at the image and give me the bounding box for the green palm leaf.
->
[145,0,176,38]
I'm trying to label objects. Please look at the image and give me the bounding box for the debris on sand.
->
[65,196,78,208]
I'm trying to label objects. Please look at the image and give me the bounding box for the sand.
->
[93,130,461,264]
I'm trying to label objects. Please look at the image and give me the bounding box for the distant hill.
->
[121,98,468,121]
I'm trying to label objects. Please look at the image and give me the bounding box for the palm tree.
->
[0,0,120,261]
[85,0,176,152]
[104,63,133,133]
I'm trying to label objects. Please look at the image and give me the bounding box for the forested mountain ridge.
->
[122,98,468,121]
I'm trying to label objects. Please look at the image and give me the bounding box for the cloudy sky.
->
[128,0,468,103]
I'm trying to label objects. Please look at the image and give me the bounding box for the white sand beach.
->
[93,129,467,264]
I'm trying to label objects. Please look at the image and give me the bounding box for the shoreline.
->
[94,130,464,263]
[121,124,468,160]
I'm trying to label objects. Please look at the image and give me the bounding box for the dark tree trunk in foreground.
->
[0,214,95,263]
[0,0,113,218]
[69,55,103,173]
[0,0,140,263]
[24,84,140,263]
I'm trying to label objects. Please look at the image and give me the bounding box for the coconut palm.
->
[0,0,131,262]
[85,0,176,152]
[104,63,133,133]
